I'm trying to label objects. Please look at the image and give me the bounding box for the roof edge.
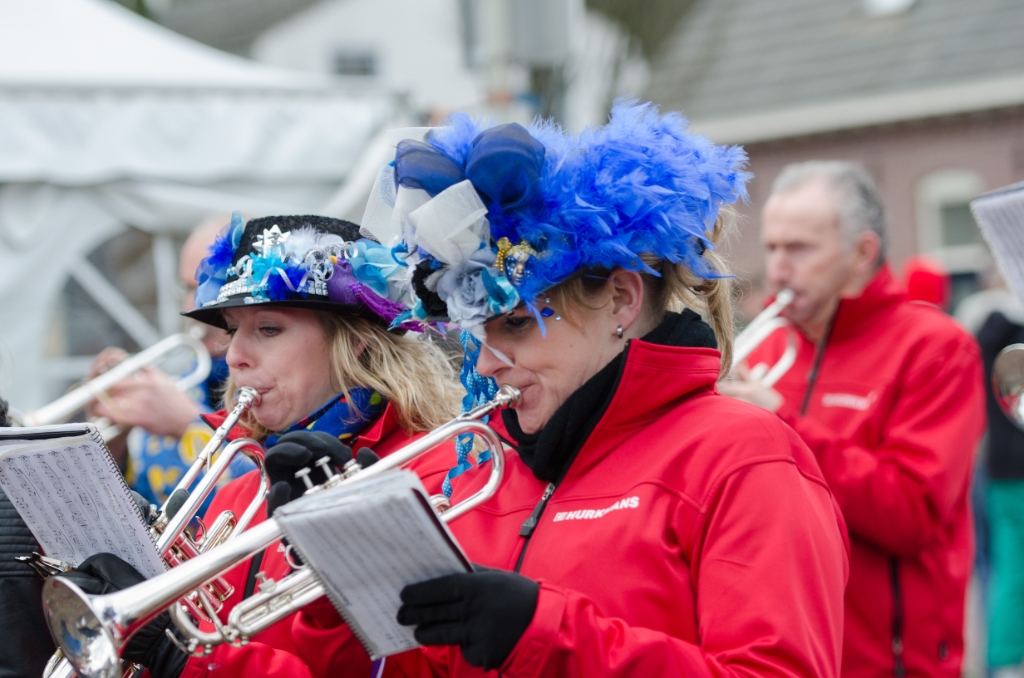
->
[686,73,1024,145]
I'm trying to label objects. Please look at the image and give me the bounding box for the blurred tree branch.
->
[585,0,696,60]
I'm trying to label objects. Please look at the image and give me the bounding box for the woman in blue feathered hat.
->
[288,102,850,677]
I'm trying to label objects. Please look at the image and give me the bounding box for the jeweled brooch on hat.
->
[494,238,538,286]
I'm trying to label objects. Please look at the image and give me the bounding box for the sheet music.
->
[972,181,1024,304]
[276,469,471,659]
[0,426,165,578]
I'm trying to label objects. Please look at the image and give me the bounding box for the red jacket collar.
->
[564,340,721,480]
[200,401,402,452]
[200,410,251,440]
[829,263,906,342]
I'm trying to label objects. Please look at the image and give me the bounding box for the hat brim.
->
[183,296,392,331]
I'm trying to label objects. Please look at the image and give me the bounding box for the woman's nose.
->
[475,341,508,379]
[225,332,249,371]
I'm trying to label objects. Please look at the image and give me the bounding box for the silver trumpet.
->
[731,289,797,388]
[13,331,213,441]
[42,387,268,678]
[42,386,520,678]
[994,344,1024,430]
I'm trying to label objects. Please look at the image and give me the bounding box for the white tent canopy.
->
[0,0,392,410]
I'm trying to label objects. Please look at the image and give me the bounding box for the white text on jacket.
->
[552,496,640,522]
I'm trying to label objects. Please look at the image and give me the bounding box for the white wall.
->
[252,0,486,116]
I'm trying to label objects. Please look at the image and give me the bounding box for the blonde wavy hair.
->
[548,210,735,378]
[225,314,462,442]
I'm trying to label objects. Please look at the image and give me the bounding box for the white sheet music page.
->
[275,469,472,659]
[0,424,165,578]
[972,181,1024,303]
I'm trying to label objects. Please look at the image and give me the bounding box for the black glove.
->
[58,553,188,678]
[129,490,155,525]
[265,431,378,517]
[397,566,539,671]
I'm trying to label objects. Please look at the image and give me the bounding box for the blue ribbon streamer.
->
[442,330,499,498]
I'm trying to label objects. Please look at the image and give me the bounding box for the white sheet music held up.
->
[0,425,165,578]
[276,470,471,659]
[972,181,1024,304]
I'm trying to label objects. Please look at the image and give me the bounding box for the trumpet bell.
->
[994,344,1024,431]
[42,578,122,678]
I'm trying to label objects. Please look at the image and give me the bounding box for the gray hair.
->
[770,160,888,262]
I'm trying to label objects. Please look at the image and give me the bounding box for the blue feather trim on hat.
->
[393,99,750,330]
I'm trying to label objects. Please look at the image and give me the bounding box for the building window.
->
[332,51,377,77]
[940,203,981,248]
[915,169,987,311]
[43,228,186,403]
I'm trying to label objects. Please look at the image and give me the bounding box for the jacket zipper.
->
[889,556,906,677]
[514,482,556,572]
[799,313,836,416]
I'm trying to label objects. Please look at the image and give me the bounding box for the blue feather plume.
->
[424,100,751,305]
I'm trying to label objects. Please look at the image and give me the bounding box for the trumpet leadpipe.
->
[732,288,794,368]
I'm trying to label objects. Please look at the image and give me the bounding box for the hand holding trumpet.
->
[88,349,202,439]
[718,363,784,412]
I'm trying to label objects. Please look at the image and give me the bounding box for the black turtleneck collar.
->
[502,309,717,483]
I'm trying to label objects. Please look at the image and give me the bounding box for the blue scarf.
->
[264,387,387,447]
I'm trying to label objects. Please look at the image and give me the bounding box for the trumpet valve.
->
[294,467,315,491]
[205,576,235,605]
[314,456,337,480]
[341,458,363,480]
[200,511,237,553]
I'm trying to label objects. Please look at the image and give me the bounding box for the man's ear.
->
[852,231,882,276]
[608,269,645,332]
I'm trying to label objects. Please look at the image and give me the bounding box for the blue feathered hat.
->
[359,100,750,333]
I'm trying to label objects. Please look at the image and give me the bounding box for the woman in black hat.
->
[58,214,463,678]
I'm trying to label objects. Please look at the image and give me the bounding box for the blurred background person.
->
[955,266,1024,678]
[87,216,251,510]
[721,161,985,678]
[901,254,952,311]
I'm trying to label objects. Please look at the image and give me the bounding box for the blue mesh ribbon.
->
[442,330,499,498]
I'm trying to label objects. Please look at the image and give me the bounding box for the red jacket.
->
[747,265,985,678]
[173,403,454,678]
[291,340,850,678]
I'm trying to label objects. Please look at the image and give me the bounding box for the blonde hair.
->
[225,314,461,442]
[548,210,735,378]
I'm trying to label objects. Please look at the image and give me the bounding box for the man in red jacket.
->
[721,160,985,678]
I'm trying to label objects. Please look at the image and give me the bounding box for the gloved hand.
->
[265,431,378,517]
[58,553,188,678]
[129,490,155,525]
[397,566,539,671]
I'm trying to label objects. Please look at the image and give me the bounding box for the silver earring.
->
[554,314,562,321]
[616,325,624,339]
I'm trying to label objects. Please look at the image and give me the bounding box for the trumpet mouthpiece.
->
[235,387,262,408]
[496,385,522,408]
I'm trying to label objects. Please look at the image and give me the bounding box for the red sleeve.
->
[177,642,314,678]
[776,332,984,555]
[290,599,451,678]
[494,460,848,678]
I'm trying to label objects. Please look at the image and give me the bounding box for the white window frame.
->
[915,169,989,274]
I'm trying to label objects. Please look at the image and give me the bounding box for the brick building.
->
[645,0,1024,316]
